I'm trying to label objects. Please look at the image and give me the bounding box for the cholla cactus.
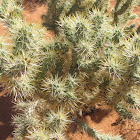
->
[42,0,108,31]
[112,0,140,25]
[76,119,122,140]
[12,100,71,140]
[0,0,140,139]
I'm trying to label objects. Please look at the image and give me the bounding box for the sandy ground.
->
[0,0,140,140]
[67,105,140,140]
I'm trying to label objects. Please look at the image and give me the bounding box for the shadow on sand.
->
[0,87,14,140]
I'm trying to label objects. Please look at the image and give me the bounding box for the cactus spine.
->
[0,0,140,139]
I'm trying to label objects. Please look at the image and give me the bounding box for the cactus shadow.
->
[89,108,112,123]
[0,87,14,140]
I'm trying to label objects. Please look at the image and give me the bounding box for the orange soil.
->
[128,6,140,28]
[67,105,140,140]
[22,0,55,41]
[0,0,140,140]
